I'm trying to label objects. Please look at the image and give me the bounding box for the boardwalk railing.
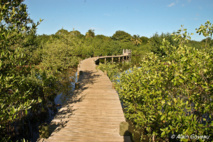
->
[94,49,132,65]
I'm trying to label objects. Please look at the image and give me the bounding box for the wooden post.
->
[118,57,120,62]
[105,58,106,64]
[119,121,130,136]
[112,57,113,63]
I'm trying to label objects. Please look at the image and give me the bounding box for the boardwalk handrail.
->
[93,49,132,65]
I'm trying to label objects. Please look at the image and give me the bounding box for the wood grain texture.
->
[43,57,131,142]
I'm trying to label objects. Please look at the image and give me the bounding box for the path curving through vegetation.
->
[43,57,131,142]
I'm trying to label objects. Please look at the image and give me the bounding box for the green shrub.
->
[116,34,213,141]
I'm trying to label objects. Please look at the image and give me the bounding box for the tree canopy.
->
[111,30,132,42]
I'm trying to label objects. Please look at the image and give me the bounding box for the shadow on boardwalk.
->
[78,70,101,86]
[47,70,101,136]
[40,57,131,142]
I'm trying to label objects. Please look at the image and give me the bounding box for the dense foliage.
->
[0,1,58,141]
[116,25,213,141]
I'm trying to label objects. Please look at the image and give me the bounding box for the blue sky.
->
[24,0,213,41]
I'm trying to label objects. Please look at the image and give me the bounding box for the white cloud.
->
[187,0,192,3]
[168,2,175,7]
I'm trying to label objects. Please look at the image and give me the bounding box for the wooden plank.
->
[45,57,131,142]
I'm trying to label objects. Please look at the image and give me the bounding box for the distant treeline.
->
[34,28,213,68]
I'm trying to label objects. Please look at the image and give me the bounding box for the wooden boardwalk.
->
[43,57,131,142]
